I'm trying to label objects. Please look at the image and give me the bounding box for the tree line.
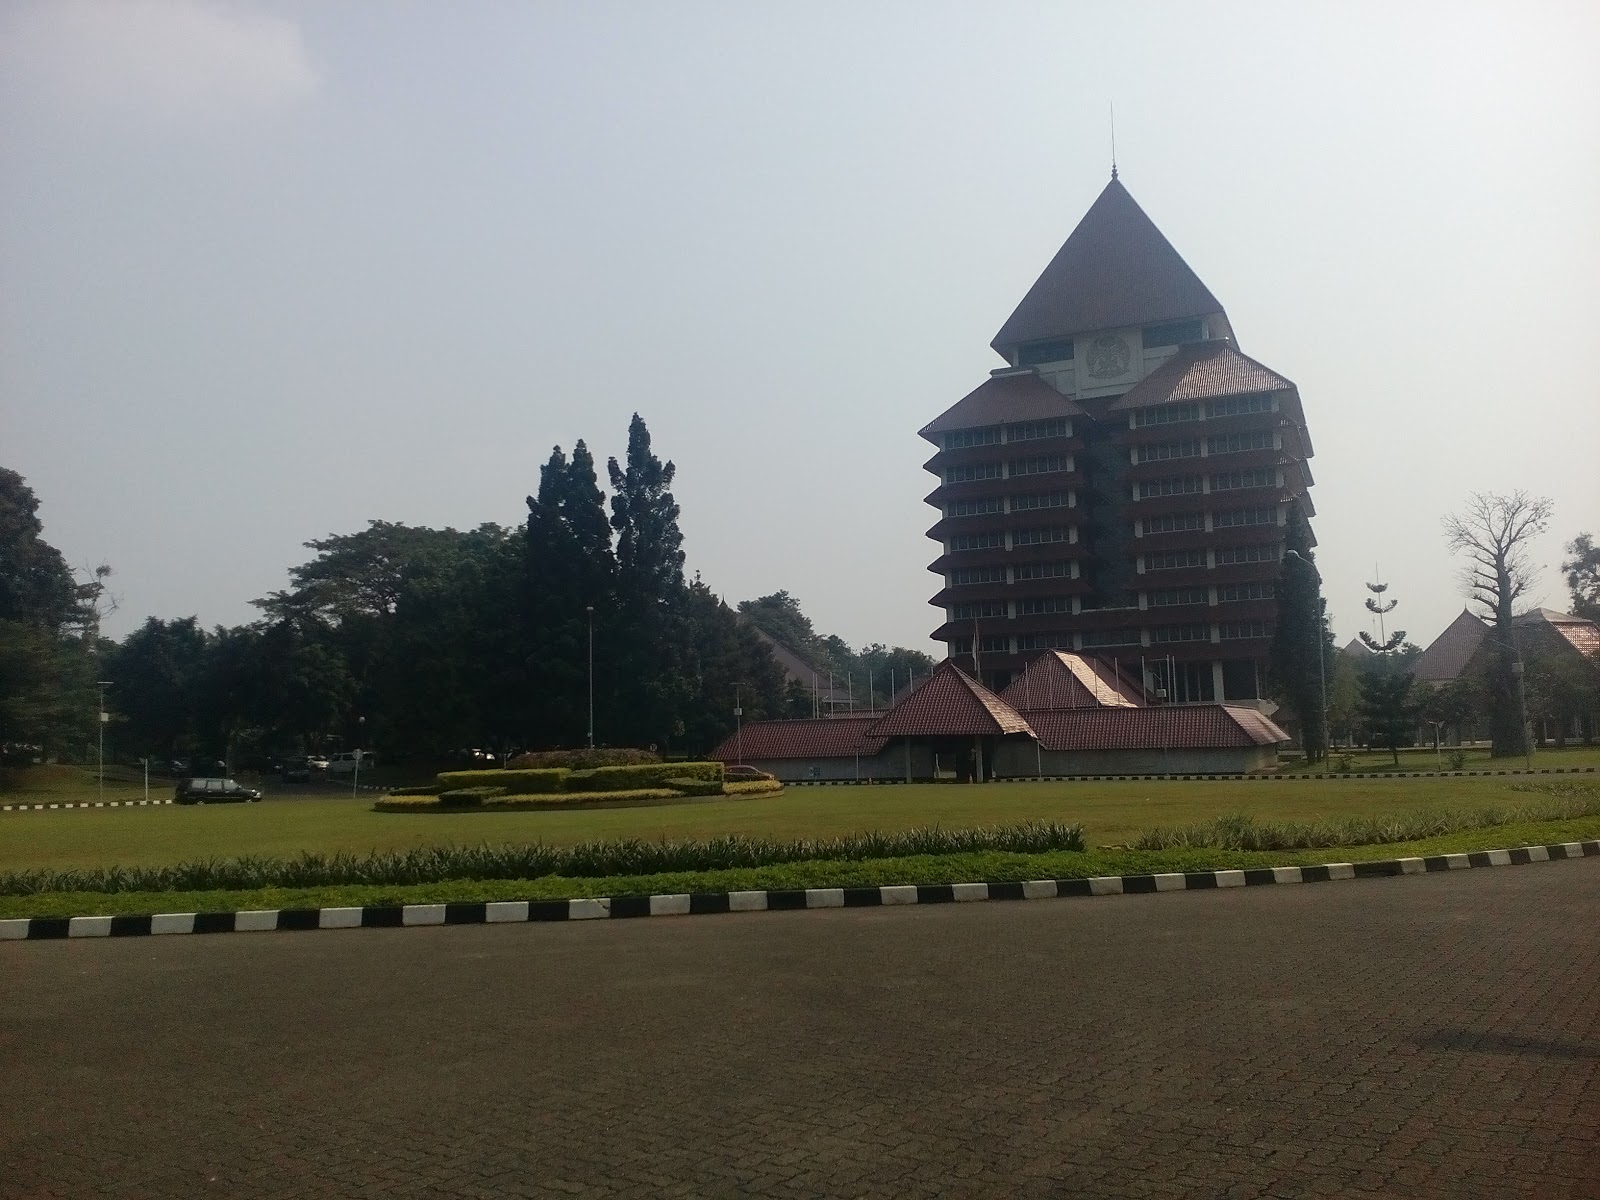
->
[2,416,932,770]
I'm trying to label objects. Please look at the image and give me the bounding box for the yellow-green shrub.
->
[435,768,567,794]
[565,761,724,792]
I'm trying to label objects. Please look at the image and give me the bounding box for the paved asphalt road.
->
[4,860,1598,1200]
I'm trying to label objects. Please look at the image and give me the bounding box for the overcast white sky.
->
[3,0,1598,655]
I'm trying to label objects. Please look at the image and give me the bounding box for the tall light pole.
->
[1284,551,1329,763]
[586,605,595,750]
[352,715,365,797]
[96,681,112,803]
[734,684,743,765]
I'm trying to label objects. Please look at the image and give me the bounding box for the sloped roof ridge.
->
[1108,341,1295,411]
[992,176,1225,352]
[867,660,1034,738]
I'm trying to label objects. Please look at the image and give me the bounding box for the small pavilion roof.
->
[1107,340,1295,411]
[992,176,1224,353]
[919,373,1085,441]
[1027,705,1289,752]
[867,661,1035,739]
[999,651,1144,710]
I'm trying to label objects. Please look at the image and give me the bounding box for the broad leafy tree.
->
[1563,533,1600,623]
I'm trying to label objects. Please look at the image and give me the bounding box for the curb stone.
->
[3,840,1596,942]
[0,798,174,812]
[791,766,1599,784]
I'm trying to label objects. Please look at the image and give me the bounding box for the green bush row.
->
[436,786,508,806]
[0,821,1086,894]
[375,788,683,812]
[388,783,443,797]
[507,748,659,769]
[434,761,723,795]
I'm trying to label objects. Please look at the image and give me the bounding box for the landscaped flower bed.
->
[371,762,783,812]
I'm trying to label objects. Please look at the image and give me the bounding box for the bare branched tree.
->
[1442,491,1553,757]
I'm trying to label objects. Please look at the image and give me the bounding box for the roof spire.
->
[1109,101,1118,180]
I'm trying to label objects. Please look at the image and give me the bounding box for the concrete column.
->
[1212,661,1226,702]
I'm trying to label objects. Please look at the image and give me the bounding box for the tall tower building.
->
[921,175,1315,701]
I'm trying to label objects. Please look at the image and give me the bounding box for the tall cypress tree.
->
[1270,507,1330,762]
[606,415,688,747]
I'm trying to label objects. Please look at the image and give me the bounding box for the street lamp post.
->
[586,606,595,750]
[96,681,112,803]
[352,715,366,797]
[1283,551,1329,763]
[734,684,743,766]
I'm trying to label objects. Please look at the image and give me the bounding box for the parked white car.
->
[327,751,375,776]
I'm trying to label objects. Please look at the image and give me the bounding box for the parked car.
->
[327,751,375,776]
[174,777,262,804]
[305,755,330,772]
[724,765,776,782]
[278,761,312,783]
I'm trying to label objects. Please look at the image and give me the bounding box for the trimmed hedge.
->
[724,779,783,797]
[388,783,442,797]
[665,777,723,797]
[436,768,566,795]
[376,788,681,812]
[507,748,659,770]
[436,786,507,806]
[569,761,723,792]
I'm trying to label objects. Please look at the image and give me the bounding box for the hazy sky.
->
[3,0,1598,656]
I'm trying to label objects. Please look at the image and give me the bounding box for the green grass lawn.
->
[2,766,1590,873]
[1281,745,1600,773]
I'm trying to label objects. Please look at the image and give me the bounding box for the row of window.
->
[1134,430,1276,463]
[940,418,1072,451]
[954,584,1273,621]
[1131,393,1275,427]
[950,620,1272,656]
[1137,470,1278,499]
[949,527,1074,552]
[948,561,1080,587]
[944,490,1074,518]
[1139,509,1279,535]
[1145,543,1281,570]
[944,456,1071,484]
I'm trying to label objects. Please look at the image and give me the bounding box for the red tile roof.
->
[1414,609,1487,685]
[1109,341,1294,411]
[1515,608,1600,659]
[708,716,885,763]
[867,661,1035,738]
[1026,705,1289,752]
[992,177,1225,352]
[919,372,1086,440]
[999,651,1144,710]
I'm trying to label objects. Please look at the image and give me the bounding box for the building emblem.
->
[1085,334,1132,379]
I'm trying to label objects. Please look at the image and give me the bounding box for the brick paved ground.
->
[3,859,1598,1199]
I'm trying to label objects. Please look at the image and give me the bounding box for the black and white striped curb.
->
[1,798,174,812]
[792,765,1599,785]
[5,840,1596,941]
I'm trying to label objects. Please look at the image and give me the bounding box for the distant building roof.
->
[1107,340,1295,411]
[1026,705,1289,752]
[1342,638,1374,658]
[998,650,1144,710]
[991,176,1225,353]
[744,624,852,703]
[1514,607,1600,659]
[1414,609,1488,685]
[919,373,1086,440]
[708,716,885,763]
[867,661,1035,739]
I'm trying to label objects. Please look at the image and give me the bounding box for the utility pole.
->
[734,684,743,765]
[586,605,595,749]
[96,681,111,803]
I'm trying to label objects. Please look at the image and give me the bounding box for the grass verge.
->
[5,814,1597,921]
[1133,783,1600,851]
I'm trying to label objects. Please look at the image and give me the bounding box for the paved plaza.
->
[3,859,1598,1199]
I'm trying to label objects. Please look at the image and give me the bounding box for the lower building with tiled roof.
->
[709,652,1288,780]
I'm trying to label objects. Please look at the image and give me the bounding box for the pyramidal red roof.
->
[1108,341,1294,411]
[999,651,1143,710]
[867,661,1034,739]
[992,177,1224,354]
[919,372,1086,441]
